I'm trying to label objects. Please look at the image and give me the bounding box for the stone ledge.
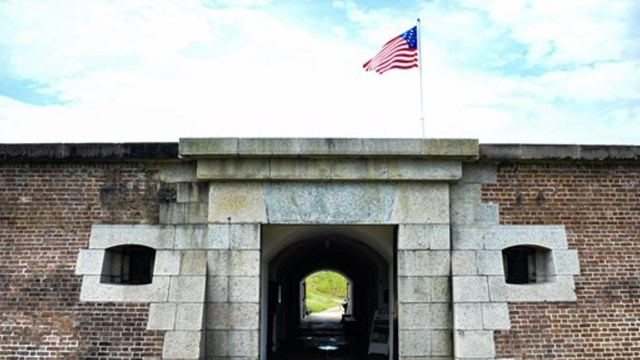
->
[480,144,640,162]
[0,143,178,162]
[180,138,479,159]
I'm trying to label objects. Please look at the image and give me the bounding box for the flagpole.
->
[417,18,425,138]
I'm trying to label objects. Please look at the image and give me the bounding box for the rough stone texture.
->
[398,250,450,276]
[488,275,577,302]
[207,250,261,277]
[264,182,396,224]
[398,224,450,250]
[176,303,205,330]
[174,225,209,249]
[229,276,260,303]
[452,276,489,303]
[80,275,171,302]
[168,276,206,303]
[180,138,478,159]
[399,303,451,329]
[206,303,260,330]
[209,182,267,223]
[89,224,175,249]
[75,249,105,275]
[454,330,495,358]
[162,330,203,359]
[399,330,432,357]
[154,250,182,275]
[148,303,177,330]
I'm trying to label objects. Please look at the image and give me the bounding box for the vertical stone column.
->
[397,224,452,359]
[206,225,261,359]
[147,249,208,360]
[450,164,510,360]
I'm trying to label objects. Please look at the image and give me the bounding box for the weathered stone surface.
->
[476,251,504,275]
[168,276,206,303]
[229,276,260,303]
[174,225,209,249]
[264,182,395,224]
[147,303,176,330]
[209,182,267,223]
[482,303,510,330]
[176,303,204,330]
[451,251,477,276]
[154,250,181,275]
[453,303,483,330]
[398,224,450,250]
[75,249,104,275]
[228,330,259,357]
[431,329,453,356]
[399,303,451,329]
[398,250,450,276]
[398,276,431,303]
[89,224,174,249]
[421,139,478,158]
[270,158,332,179]
[179,138,238,156]
[177,182,208,203]
[160,162,197,182]
[206,331,228,357]
[460,163,497,183]
[391,183,449,224]
[399,330,431,356]
[238,138,363,156]
[452,276,489,302]
[80,275,169,302]
[208,224,262,251]
[431,277,451,302]
[207,276,229,302]
[180,251,207,275]
[474,203,499,224]
[454,330,496,359]
[197,159,270,180]
[207,303,260,330]
[488,275,577,302]
[552,249,581,275]
[452,225,568,250]
[162,330,203,359]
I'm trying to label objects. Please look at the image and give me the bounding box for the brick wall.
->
[484,162,640,359]
[0,162,172,359]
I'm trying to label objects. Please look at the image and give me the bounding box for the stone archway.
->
[261,225,395,359]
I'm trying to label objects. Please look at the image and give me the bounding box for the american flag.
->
[363,26,418,74]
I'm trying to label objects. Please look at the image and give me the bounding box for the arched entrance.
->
[261,225,396,360]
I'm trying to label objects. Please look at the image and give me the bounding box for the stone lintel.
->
[196,158,464,181]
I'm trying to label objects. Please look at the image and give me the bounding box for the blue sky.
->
[0,0,638,144]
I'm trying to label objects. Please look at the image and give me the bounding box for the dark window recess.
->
[502,246,551,285]
[101,245,155,285]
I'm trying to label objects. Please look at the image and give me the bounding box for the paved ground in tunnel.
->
[270,307,385,360]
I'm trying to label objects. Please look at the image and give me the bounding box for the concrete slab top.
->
[179,138,479,160]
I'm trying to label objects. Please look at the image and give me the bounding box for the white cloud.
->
[0,0,638,145]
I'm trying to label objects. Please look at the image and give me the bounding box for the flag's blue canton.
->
[401,27,418,49]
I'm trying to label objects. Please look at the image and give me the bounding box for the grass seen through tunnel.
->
[304,270,348,314]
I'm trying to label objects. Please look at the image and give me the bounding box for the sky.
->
[0,0,638,144]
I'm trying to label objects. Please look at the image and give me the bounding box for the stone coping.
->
[2,140,639,162]
[179,138,479,160]
[480,144,640,161]
[0,143,178,162]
